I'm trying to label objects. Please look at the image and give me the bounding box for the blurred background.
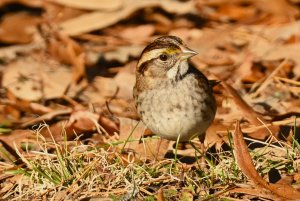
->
[1,0,300,200]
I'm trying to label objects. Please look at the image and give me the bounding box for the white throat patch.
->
[166,60,189,79]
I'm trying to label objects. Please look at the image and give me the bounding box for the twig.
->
[250,59,288,98]
[20,108,72,128]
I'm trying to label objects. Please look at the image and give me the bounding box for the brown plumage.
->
[133,36,217,141]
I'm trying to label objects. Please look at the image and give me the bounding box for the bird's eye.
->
[159,54,168,61]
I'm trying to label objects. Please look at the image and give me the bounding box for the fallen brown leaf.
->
[0,99,52,116]
[204,121,230,150]
[232,54,254,83]
[196,0,299,24]
[99,115,118,135]
[67,110,99,133]
[45,0,123,10]
[0,12,41,44]
[45,30,85,83]
[113,70,135,100]
[20,108,72,128]
[82,76,118,103]
[104,45,142,63]
[229,187,277,200]
[220,80,279,139]
[43,1,87,23]
[0,129,35,161]
[118,117,170,161]
[2,57,72,101]
[250,59,289,98]
[118,24,155,43]
[233,120,300,200]
[0,0,43,7]
[0,174,23,196]
[256,0,299,24]
[59,0,196,36]
[156,188,165,201]
[38,110,101,141]
[39,120,72,141]
[221,81,264,126]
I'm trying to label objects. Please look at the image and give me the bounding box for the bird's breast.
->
[135,74,216,141]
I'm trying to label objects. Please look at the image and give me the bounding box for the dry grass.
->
[0,125,299,201]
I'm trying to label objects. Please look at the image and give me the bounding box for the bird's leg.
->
[174,134,181,163]
[198,134,206,169]
[189,134,207,169]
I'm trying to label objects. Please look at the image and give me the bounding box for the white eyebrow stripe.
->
[137,48,165,68]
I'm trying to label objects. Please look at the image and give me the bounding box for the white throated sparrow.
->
[133,36,216,142]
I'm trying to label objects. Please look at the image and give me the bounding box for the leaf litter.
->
[0,0,300,200]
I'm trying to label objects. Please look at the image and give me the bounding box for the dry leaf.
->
[40,120,72,141]
[104,45,143,63]
[0,0,43,7]
[233,121,277,198]
[229,187,277,200]
[0,130,35,160]
[99,115,118,135]
[204,121,230,150]
[232,54,254,83]
[0,98,52,116]
[255,0,299,23]
[156,188,165,201]
[67,110,99,133]
[44,2,87,23]
[59,0,196,36]
[0,12,41,44]
[81,77,118,103]
[2,57,72,101]
[198,48,234,67]
[233,121,300,200]
[118,117,145,147]
[113,71,135,100]
[46,31,85,83]
[203,3,258,23]
[0,35,44,62]
[21,108,72,128]
[220,81,265,126]
[119,24,155,42]
[220,80,280,139]
[38,110,100,141]
[45,0,123,11]
[118,117,170,160]
[197,0,299,24]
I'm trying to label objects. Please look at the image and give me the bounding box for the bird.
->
[133,36,217,142]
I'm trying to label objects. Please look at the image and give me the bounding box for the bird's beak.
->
[180,46,198,59]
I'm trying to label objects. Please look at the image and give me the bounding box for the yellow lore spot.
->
[163,48,181,55]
